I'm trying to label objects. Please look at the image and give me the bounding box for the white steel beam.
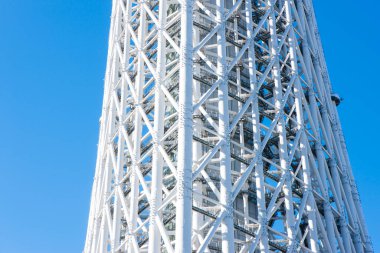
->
[175,0,194,252]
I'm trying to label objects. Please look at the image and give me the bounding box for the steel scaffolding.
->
[84,0,373,252]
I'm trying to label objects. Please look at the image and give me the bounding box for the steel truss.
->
[84,0,373,252]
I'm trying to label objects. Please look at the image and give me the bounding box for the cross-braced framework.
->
[84,0,373,252]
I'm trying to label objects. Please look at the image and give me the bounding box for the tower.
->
[84,0,373,252]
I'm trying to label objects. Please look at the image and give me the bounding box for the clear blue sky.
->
[0,1,378,252]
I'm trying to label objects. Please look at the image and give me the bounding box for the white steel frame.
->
[84,0,373,252]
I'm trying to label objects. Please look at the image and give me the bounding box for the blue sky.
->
[0,0,379,252]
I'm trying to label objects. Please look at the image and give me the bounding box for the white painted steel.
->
[84,0,373,252]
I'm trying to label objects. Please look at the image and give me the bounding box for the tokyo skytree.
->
[84,0,373,252]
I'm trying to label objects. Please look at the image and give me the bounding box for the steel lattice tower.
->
[84,0,373,252]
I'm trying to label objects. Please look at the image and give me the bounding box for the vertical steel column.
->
[246,0,269,251]
[100,37,119,252]
[296,1,336,250]
[129,3,146,253]
[216,0,234,251]
[175,0,194,252]
[307,15,351,250]
[119,1,133,252]
[306,11,363,249]
[268,0,296,249]
[305,46,337,253]
[305,1,358,249]
[192,6,203,250]
[110,3,124,251]
[284,1,318,251]
[318,38,364,252]
[148,1,167,252]
[121,1,133,251]
[233,0,249,232]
